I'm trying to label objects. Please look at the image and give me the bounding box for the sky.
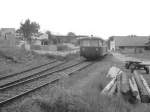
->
[1,0,150,39]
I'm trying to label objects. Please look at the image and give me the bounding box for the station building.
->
[110,35,150,53]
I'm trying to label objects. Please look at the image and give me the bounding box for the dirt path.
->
[112,52,140,62]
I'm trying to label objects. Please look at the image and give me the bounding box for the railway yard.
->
[1,51,150,112]
[0,57,91,103]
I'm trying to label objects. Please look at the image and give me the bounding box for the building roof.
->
[0,28,15,33]
[1,28,15,30]
[78,37,104,41]
[112,36,149,47]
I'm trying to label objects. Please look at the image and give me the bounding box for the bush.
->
[45,52,80,61]
[57,44,70,51]
[7,87,90,112]
[30,45,41,50]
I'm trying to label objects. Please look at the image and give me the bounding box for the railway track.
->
[0,59,57,80]
[0,60,92,107]
[0,58,83,90]
[0,61,64,89]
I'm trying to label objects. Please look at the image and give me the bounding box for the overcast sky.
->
[1,0,150,39]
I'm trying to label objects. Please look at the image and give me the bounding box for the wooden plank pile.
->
[102,66,150,103]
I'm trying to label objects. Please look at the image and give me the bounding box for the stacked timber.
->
[133,71,150,103]
[140,75,150,95]
[106,66,122,78]
[102,66,150,103]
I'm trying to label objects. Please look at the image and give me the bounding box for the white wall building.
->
[110,40,115,51]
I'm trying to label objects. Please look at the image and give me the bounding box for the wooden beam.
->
[129,77,141,101]
[120,72,130,94]
[101,78,116,94]
[116,75,121,95]
[108,81,117,96]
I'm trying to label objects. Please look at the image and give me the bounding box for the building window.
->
[41,41,48,45]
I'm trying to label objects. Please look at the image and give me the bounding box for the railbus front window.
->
[90,40,99,47]
[99,40,102,46]
[80,40,90,47]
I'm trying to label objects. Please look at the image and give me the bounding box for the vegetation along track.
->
[0,60,93,107]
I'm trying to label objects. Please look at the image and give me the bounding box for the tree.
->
[67,32,76,37]
[66,32,76,43]
[16,29,21,34]
[19,19,40,42]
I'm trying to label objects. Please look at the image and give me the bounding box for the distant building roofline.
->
[77,36,104,41]
[111,35,149,47]
[0,28,15,30]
